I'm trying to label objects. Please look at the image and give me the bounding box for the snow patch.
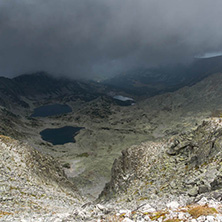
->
[113,95,134,102]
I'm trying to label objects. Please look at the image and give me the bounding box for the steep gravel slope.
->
[0,135,82,221]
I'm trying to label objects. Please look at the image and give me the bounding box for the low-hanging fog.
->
[0,0,222,79]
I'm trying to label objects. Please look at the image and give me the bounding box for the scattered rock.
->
[122,218,134,222]
[166,201,180,210]
[188,186,199,197]
[139,204,156,213]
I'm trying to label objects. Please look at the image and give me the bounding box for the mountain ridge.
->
[0,72,104,109]
[104,56,222,97]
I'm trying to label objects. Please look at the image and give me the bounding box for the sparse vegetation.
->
[211,110,222,118]
[77,152,89,158]
[188,205,218,218]
[0,211,12,217]
[149,210,168,221]
[164,219,181,222]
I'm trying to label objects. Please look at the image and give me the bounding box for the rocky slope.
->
[3,72,222,199]
[0,135,82,221]
[3,119,222,221]
[100,118,222,206]
[3,72,222,220]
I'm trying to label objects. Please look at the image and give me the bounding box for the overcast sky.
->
[0,0,222,79]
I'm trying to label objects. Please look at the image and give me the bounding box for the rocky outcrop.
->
[99,118,222,206]
[0,135,82,221]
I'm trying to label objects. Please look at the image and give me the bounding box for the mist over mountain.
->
[0,72,105,109]
[1,0,222,79]
[104,56,222,96]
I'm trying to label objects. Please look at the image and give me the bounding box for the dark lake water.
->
[40,126,84,145]
[31,104,72,117]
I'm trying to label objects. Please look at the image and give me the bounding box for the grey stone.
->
[188,186,199,196]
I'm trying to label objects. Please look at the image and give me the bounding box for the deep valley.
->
[2,62,222,220]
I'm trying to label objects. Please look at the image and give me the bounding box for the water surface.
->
[40,126,84,145]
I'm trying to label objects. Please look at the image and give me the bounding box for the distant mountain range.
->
[0,72,103,108]
[1,56,222,109]
[103,56,222,96]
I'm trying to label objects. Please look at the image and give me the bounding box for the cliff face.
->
[100,118,222,206]
[0,135,82,220]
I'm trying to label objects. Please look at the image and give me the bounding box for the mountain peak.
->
[13,71,55,82]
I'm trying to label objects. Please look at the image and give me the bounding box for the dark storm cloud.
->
[0,0,222,79]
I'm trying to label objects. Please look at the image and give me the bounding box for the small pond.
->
[31,104,72,117]
[40,126,84,145]
[113,95,135,106]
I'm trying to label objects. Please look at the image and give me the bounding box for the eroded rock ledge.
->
[100,118,222,206]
